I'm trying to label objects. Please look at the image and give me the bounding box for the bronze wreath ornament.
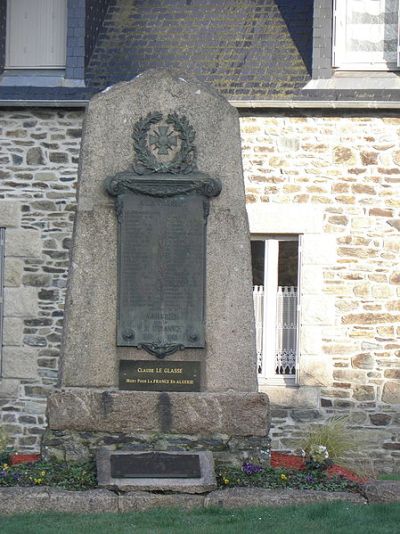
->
[132,111,197,175]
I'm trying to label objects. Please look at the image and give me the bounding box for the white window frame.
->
[5,0,67,69]
[333,0,400,70]
[252,235,302,386]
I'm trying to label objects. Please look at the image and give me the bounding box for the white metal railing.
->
[253,285,297,377]
[253,285,264,374]
[275,286,297,375]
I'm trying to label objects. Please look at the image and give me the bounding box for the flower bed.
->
[0,458,96,490]
[9,453,41,466]
[217,453,364,494]
[270,452,305,470]
[270,451,367,484]
[0,449,365,493]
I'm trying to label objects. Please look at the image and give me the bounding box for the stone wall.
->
[0,107,399,473]
[0,108,82,451]
[241,110,400,473]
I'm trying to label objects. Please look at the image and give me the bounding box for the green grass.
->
[378,473,400,481]
[0,503,399,534]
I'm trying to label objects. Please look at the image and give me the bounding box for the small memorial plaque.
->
[119,360,200,391]
[110,452,201,479]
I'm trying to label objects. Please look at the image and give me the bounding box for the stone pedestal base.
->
[47,389,270,435]
[42,428,271,468]
[43,389,271,468]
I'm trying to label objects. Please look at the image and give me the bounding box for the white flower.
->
[309,444,329,462]
[317,445,329,459]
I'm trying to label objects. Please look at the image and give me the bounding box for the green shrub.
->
[296,417,357,466]
[0,426,7,452]
[0,427,9,463]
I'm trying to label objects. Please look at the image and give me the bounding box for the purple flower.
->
[305,474,314,484]
[242,462,263,475]
[0,470,7,478]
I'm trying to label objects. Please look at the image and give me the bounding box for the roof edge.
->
[231,100,400,109]
[2,99,400,110]
[0,100,89,107]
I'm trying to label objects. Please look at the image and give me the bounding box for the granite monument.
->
[44,70,270,490]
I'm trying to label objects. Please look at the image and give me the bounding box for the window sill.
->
[0,70,85,88]
[304,71,400,91]
[258,376,296,387]
[258,384,319,409]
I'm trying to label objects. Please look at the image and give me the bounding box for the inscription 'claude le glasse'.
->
[136,367,184,374]
[119,361,201,392]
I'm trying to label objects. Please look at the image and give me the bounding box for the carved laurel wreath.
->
[132,112,196,175]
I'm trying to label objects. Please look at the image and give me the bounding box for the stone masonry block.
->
[301,265,324,294]
[47,489,117,514]
[4,258,23,287]
[298,355,332,387]
[301,294,336,325]
[302,235,337,265]
[204,487,365,508]
[247,204,323,235]
[382,382,400,404]
[118,492,205,512]
[0,487,118,515]
[48,390,270,436]
[2,347,37,379]
[0,202,20,227]
[363,481,400,503]
[4,287,38,317]
[2,317,23,346]
[300,325,323,355]
[5,229,42,258]
[259,385,319,409]
[0,378,20,399]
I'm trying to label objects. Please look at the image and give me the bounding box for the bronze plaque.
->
[119,360,201,391]
[117,193,206,356]
[110,452,201,478]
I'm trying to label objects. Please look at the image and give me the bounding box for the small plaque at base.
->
[110,452,201,479]
[97,448,217,494]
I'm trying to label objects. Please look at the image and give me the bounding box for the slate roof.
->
[85,0,313,100]
[0,0,313,103]
[3,0,400,104]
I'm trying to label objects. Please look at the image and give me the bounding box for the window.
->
[0,228,4,377]
[333,0,400,70]
[6,0,67,69]
[251,236,301,385]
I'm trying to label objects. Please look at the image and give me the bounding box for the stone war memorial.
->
[43,69,270,492]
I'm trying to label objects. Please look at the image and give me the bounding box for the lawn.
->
[378,473,400,481]
[0,502,399,534]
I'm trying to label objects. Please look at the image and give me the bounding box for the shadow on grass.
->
[1,502,400,534]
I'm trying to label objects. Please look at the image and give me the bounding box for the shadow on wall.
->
[276,0,313,74]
